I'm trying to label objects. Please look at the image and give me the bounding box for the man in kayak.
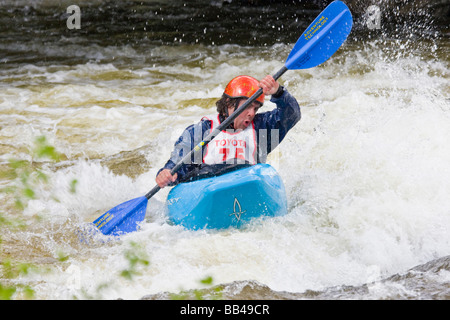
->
[156,74,300,188]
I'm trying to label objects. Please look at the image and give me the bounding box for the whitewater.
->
[0,1,449,300]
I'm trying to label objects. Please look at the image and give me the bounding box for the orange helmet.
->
[224,75,264,105]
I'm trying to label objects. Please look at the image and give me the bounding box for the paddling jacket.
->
[158,87,300,185]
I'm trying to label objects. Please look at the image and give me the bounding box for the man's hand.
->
[259,75,280,96]
[156,169,178,188]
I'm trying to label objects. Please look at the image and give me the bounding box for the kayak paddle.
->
[90,0,353,237]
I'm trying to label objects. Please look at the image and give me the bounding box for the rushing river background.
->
[0,0,449,300]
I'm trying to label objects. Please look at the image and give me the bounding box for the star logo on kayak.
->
[230,197,246,222]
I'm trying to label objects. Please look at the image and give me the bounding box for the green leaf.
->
[200,276,213,285]
[0,284,16,300]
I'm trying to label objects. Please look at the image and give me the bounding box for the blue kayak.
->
[166,164,287,230]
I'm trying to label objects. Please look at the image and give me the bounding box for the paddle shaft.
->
[144,65,289,200]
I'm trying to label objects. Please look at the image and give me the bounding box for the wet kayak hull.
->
[166,164,287,230]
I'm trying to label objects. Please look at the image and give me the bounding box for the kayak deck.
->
[166,164,287,230]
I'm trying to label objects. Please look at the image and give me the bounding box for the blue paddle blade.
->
[92,196,148,236]
[285,0,353,70]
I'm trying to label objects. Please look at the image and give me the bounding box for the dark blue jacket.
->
[158,88,300,184]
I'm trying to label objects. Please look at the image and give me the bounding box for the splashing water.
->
[0,0,449,300]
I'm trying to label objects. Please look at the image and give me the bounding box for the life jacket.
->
[201,114,257,165]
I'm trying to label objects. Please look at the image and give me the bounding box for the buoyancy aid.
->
[201,114,257,165]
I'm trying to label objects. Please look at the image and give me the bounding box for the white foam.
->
[4,41,450,299]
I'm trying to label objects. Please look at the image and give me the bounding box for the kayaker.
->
[156,74,300,188]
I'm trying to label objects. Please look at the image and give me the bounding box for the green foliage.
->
[0,259,36,300]
[33,136,61,162]
[0,135,63,300]
[0,283,16,300]
[56,250,70,262]
[170,276,223,300]
[120,241,150,281]
[1,259,36,279]
[0,136,62,211]
[69,179,78,194]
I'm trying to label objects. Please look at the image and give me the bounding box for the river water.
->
[0,0,449,300]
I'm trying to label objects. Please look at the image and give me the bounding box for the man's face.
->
[227,99,261,130]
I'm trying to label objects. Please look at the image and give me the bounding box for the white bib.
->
[202,114,257,165]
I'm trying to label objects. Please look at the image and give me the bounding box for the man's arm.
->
[254,88,301,161]
[156,120,211,187]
